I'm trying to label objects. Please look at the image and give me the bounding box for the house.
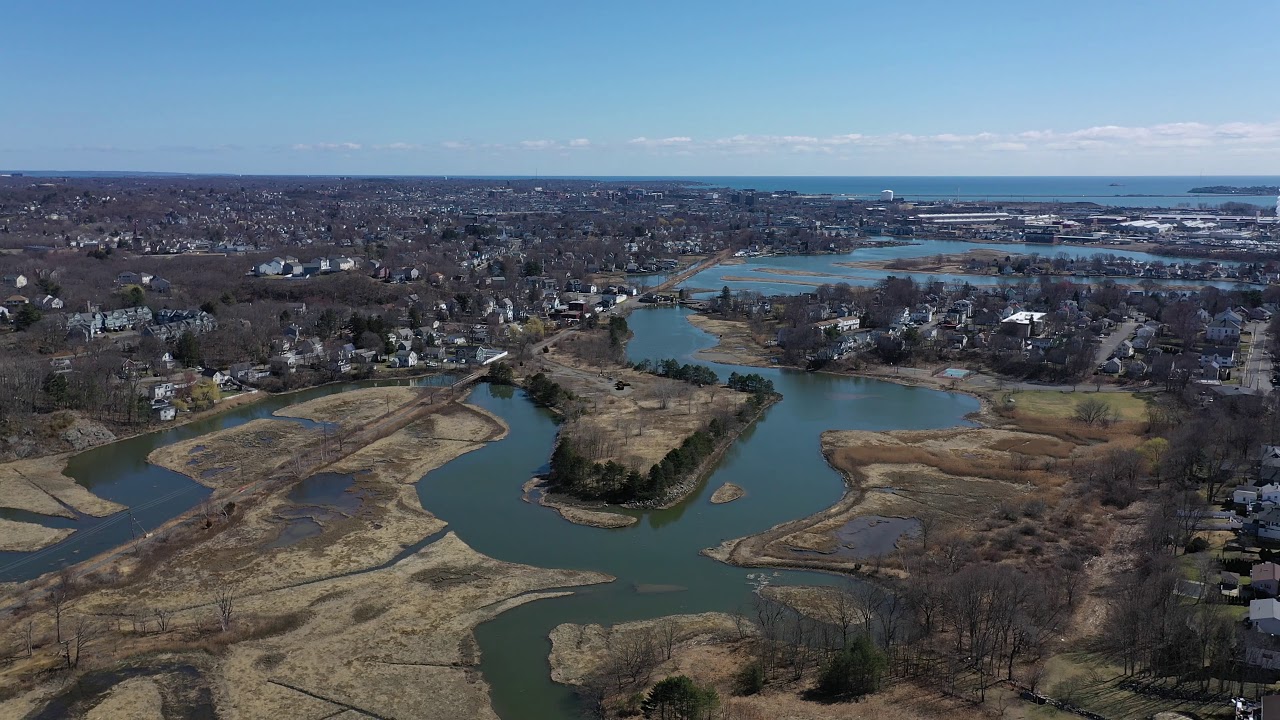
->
[32,295,64,310]
[155,352,177,372]
[149,382,176,402]
[200,368,232,388]
[4,295,29,308]
[152,403,177,422]
[391,349,419,368]
[1222,571,1242,598]
[1252,599,1280,635]
[1102,357,1124,375]
[999,311,1046,338]
[2,274,27,289]
[1255,563,1280,597]
[150,277,172,293]
[229,362,270,383]
[256,258,285,276]
[1237,485,1263,507]
[270,353,299,374]
[1262,446,1280,483]
[1206,316,1243,342]
[814,316,861,334]
[1251,507,1280,542]
[1201,346,1237,369]
[116,271,153,287]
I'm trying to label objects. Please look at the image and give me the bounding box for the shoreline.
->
[13,379,487,589]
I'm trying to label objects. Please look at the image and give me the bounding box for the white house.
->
[392,349,419,368]
[1206,316,1243,342]
[2,274,27,289]
[1252,599,1280,635]
[1237,485,1262,507]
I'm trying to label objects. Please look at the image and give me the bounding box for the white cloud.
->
[568,138,591,148]
[292,142,362,152]
[628,136,693,147]
[615,120,1280,157]
[520,139,558,150]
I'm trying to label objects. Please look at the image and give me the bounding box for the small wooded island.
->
[1188,184,1279,194]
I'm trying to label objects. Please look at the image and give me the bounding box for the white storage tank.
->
[880,189,894,201]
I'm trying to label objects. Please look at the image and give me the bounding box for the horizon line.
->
[4,171,1280,179]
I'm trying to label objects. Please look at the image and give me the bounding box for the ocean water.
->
[12,172,1279,209]
[626,176,1280,208]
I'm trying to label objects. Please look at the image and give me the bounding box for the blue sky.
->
[3,0,1278,175]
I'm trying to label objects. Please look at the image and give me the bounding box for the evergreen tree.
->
[174,331,201,367]
[816,635,886,699]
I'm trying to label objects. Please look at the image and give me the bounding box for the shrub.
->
[734,662,765,696]
[816,635,886,699]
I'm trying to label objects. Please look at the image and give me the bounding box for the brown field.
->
[0,453,126,518]
[148,418,321,490]
[274,385,424,428]
[0,517,73,552]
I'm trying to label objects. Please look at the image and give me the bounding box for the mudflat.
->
[0,453,126,518]
[148,418,321,489]
[274,385,425,428]
[0,517,73,552]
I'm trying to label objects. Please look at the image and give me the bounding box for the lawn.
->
[1006,390,1152,422]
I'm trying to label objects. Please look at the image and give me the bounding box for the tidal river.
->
[0,306,979,718]
[425,306,978,718]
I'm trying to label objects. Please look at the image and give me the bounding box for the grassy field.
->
[1006,390,1151,422]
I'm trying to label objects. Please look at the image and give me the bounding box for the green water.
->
[420,307,979,718]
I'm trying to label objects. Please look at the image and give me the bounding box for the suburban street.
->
[1240,320,1273,395]
[1094,320,1138,367]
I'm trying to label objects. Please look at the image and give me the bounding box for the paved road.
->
[1240,320,1273,395]
[1094,320,1138,366]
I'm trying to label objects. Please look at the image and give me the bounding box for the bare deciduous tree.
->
[153,607,173,633]
[214,587,235,632]
[47,569,74,644]
[1074,396,1114,426]
[64,615,97,669]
